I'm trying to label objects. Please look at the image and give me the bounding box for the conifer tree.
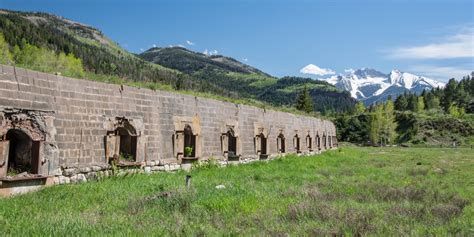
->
[295,86,314,113]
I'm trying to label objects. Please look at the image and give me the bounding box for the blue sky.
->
[1,0,473,81]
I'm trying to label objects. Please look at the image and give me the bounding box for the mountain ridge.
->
[325,68,445,105]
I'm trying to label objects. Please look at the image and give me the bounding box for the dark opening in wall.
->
[116,127,137,162]
[306,135,313,151]
[294,135,301,153]
[257,133,267,159]
[184,125,196,158]
[277,133,285,153]
[323,134,327,149]
[316,134,321,150]
[227,128,237,158]
[2,129,40,177]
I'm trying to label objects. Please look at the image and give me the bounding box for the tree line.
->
[335,74,474,146]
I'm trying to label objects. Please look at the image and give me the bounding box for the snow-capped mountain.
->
[325,68,445,105]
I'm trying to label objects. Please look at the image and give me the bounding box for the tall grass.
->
[0,147,473,235]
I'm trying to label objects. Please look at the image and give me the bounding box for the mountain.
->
[139,47,270,76]
[326,68,445,105]
[0,9,356,113]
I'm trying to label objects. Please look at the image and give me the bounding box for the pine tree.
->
[295,86,314,113]
[354,101,365,114]
[417,96,425,112]
[395,94,408,111]
[442,78,457,112]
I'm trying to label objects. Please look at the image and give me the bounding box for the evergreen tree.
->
[442,78,457,112]
[354,101,365,115]
[295,86,314,113]
[407,94,418,112]
[417,96,425,112]
[394,94,408,111]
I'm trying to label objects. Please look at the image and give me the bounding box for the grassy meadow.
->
[0,147,473,236]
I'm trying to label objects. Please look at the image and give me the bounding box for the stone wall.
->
[0,65,337,186]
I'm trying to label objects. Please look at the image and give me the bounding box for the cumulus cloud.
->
[242,58,248,62]
[203,49,218,56]
[410,64,472,81]
[152,44,157,47]
[186,40,195,46]
[388,28,474,59]
[300,64,335,76]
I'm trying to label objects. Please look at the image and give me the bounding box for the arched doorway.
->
[256,132,268,159]
[224,127,238,159]
[105,119,139,165]
[306,134,313,151]
[294,134,301,153]
[0,129,41,177]
[277,133,285,154]
[183,124,196,158]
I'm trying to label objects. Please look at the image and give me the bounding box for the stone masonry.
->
[0,65,337,188]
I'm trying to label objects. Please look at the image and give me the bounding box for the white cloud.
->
[344,68,355,74]
[203,49,218,56]
[242,58,248,62]
[186,40,195,46]
[140,48,144,52]
[300,64,335,76]
[410,65,472,81]
[152,44,157,47]
[388,29,474,59]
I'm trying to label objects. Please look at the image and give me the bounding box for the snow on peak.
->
[325,68,445,104]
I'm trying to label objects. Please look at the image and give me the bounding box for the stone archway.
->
[277,132,286,154]
[0,109,55,179]
[105,117,143,165]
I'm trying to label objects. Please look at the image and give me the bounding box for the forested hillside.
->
[0,9,355,114]
[139,47,355,113]
[335,74,474,146]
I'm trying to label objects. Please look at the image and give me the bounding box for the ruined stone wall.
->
[0,65,336,181]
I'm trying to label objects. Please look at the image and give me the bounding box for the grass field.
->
[0,147,473,236]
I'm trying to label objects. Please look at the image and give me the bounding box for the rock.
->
[181,163,192,171]
[58,176,70,184]
[158,166,165,171]
[146,161,156,166]
[53,176,60,185]
[164,164,170,171]
[215,184,226,189]
[91,166,102,172]
[63,168,76,176]
[151,166,161,171]
[79,167,91,173]
[144,166,152,173]
[77,174,87,183]
[52,168,63,176]
[86,172,97,180]
[70,175,78,183]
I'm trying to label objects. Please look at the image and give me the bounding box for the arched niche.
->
[305,130,313,152]
[315,132,321,151]
[0,109,54,179]
[276,130,286,154]
[253,123,269,159]
[104,117,144,165]
[221,122,241,160]
[173,116,201,162]
[293,131,301,153]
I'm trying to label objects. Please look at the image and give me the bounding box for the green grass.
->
[1,147,473,235]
